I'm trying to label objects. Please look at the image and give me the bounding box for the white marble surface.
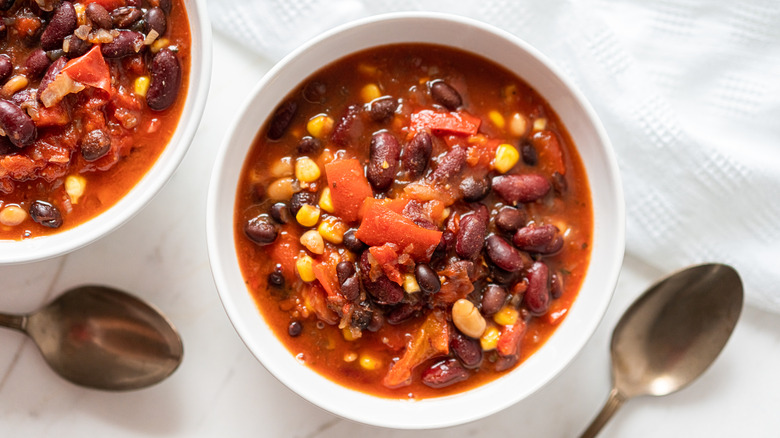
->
[2,32,779,437]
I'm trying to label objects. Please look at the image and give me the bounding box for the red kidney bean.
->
[386,301,422,325]
[495,355,518,372]
[29,201,63,228]
[521,140,537,165]
[460,175,490,202]
[402,131,432,179]
[513,224,563,254]
[101,30,145,58]
[340,275,360,301]
[0,0,14,11]
[431,145,466,181]
[40,1,77,51]
[146,48,181,111]
[144,7,167,35]
[244,216,278,245]
[296,136,320,154]
[80,129,112,161]
[111,6,143,29]
[330,104,360,147]
[552,171,567,194]
[450,330,482,369]
[485,234,530,272]
[367,130,401,191]
[156,0,172,14]
[429,80,462,110]
[38,56,67,98]
[455,205,488,259]
[495,206,527,233]
[415,263,440,294]
[434,229,455,257]
[0,99,36,148]
[367,96,397,122]
[342,229,367,253]
[86,3,112,29]
[0,21,6,39]
[525,261,551,315]
[65,35,92,58]
[266,100,297,140]
[491,265,518,286]
[481,284,507,316]
[0,55,13,84]
[25,49,51,79]
[336,261,355,285]
[491,174,551,204]
[551,271,564,299]
[0,135,14,155]
[421,359,469,388]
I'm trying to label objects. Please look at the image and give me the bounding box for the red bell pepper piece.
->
[312,260,340,298]
[81,0,125,11]
[410,109,481,136]
[325,159,373,223]
[497,320,527,358]
[368,244,403,285]
[355,203,442,261]
[61,45,111,93]
[383,309,449,388]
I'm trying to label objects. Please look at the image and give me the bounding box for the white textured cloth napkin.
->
[208,0,780,312]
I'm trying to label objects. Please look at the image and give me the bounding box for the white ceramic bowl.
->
[0,0,212,264]
[207,12,624,429]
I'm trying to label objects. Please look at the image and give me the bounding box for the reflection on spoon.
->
[0,285,183,391]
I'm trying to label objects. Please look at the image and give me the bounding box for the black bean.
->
[431,145,466,181]
[266,100,297,140]
[367,309,385,332]
[367,130,401,191]
[525,261,551,315]
[490,266,518,286]
[336,261,355,285]
[25,49,51,79]
[551,271,564,299]
[359,251,404,305]
[415,264,440,294]
[421,359,469,388]
[429,80,462,110]
[402,131,432,179]
[513,224,564,254]
[0,99,36,148]
[268,271,285,288]
[145,7,167,35]
[296,136,321,155]
[0,55,13,84]
[433,230,455,258]
[455,205,488,259]
[450,330,482,369]
[481,284,507,316]
[330,104,360,147]
[111,6,143,29]
[492,174,551,204]
[64,35,92,58]
[485,234,529,272]
[287,321,302,337]
[460,175,490,202]
[368,96,397,122]
[41,1,77,51]
[0,0,14,11]
[0,21,6,39]
[350,306,372,329]
[244,216,278,245]
[521,140,537,165]
[269,202,291,224]
[156,0,172,14]
[342,229,367,253]
[386,302,421,325]
[302,80,326,103]
[495,206,527,233]
[146,48,181,111]
[29,201,62,228]
[80,129,111,161]
[101,30,145,58]
[86,3,112,29]
[289,191,316,216]
[340,275,360,301]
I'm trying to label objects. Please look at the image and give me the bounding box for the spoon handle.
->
[579,387,627,438]
[0,313,26,331]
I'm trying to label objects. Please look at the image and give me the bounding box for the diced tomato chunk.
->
[62,45,112,93]
[383,309,449,388]
[355,203,442,261]
[410,110,481,136]
[325,159,373,223]
[532,130,566,176]
[81,0,125,11]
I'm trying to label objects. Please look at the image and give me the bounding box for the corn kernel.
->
[2,75,28,97]
[360,83,382,103]
[296,255,316,282]
[509,113,528,137]
[493,306,519,326]
[295,157,321,183]
[488,110,505,129]
[342,326,362,341]
[480,326,500,351]
[151,38,170,53]
[317,218,347,244]
[300,229,325,255]
[358,63,377,76]
[0,205,27,226]
[533,117,547,131]
[133,76,150,97]
[494,143,520,173]
[270,157,294,178]
[318,187,335,213]
[306,115,334,139]
[402,273,420,293]
[344,352,358,362]
[65,175,86,204]
[359,354,380,370]
[296,204,320,227]
[266,177,296,201]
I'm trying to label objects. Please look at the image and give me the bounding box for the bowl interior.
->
[0,0,213,264]
[208,12,624,429]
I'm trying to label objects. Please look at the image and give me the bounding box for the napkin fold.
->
[209,0,780,312]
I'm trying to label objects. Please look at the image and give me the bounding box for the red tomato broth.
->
[0,0,191,240]
[234,44,593,399]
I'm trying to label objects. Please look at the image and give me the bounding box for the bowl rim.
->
[0,0,213,265]
[207,11,625,429]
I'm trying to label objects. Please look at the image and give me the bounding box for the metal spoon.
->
[0,285,183,391]
[580,263,743,437]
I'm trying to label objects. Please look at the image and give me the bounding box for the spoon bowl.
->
[0,285,183,391]
[581,263,743,437]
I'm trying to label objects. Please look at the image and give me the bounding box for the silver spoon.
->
[580,263,743,437]
[0,285,183,391]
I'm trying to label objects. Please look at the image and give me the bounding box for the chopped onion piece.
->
[144,29,160,45]
[89,28,115,44]
[40,73,85,108]
[74,25,92,40]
